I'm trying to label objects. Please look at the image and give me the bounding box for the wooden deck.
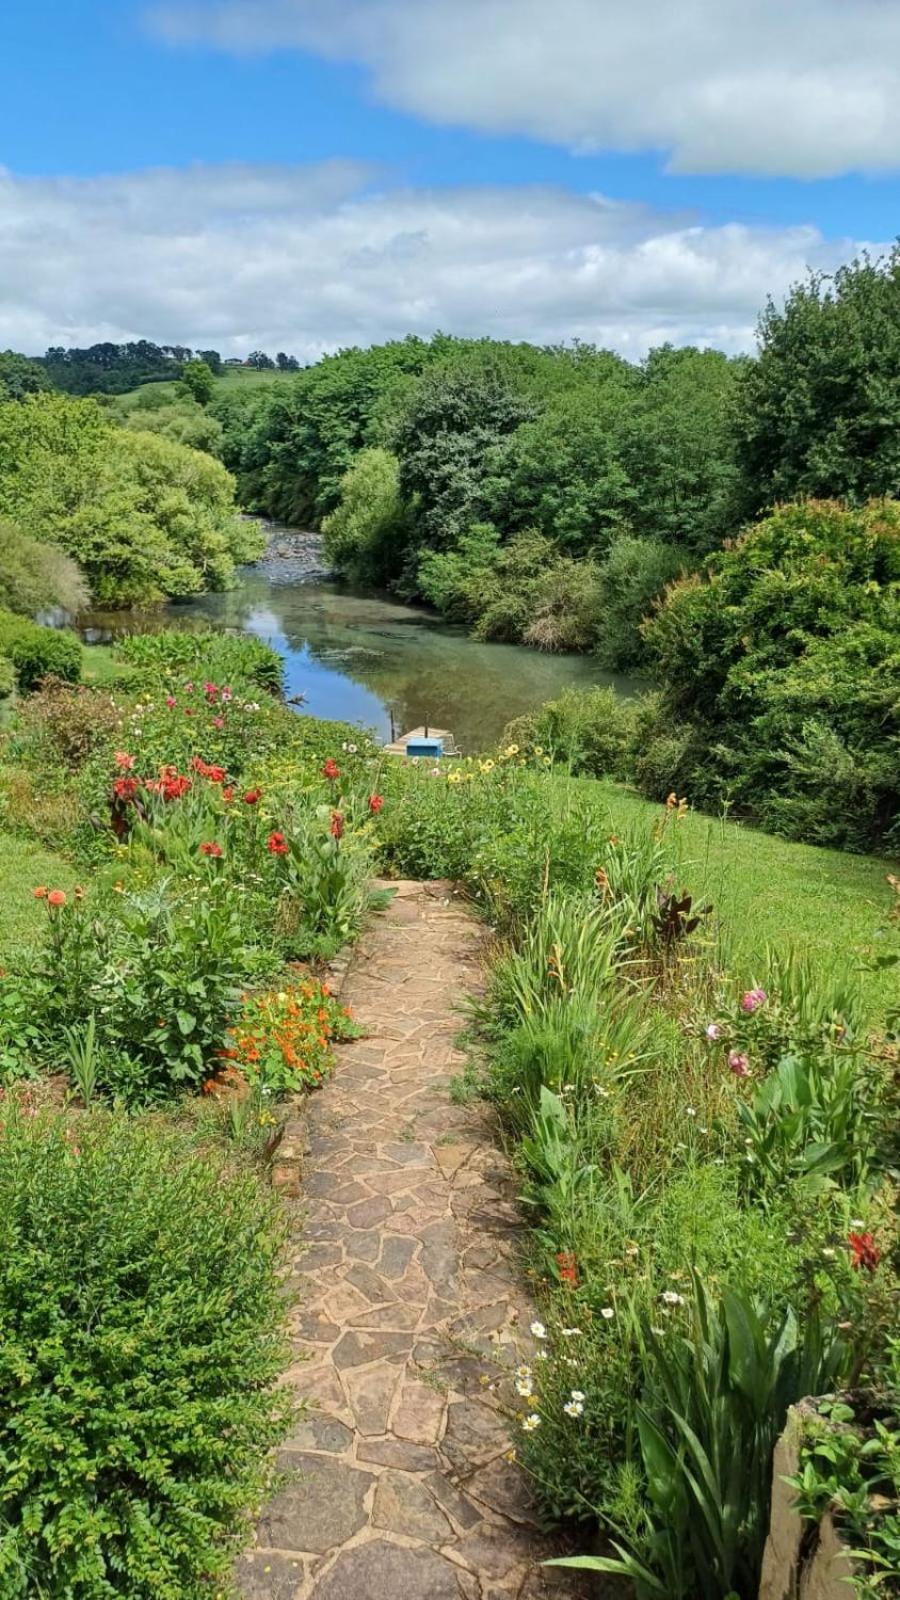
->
[383,725,457,757]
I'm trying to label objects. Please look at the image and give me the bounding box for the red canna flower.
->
[322,759,341,780]
[556,1250,579,1287]
[849,1231,880,1272]
[330,810,345,840]
[243,787,262,805]
[267,830,289,856]
[47,889,67,907]
[114,751,135,770]
[222,786,235,803]
[368,794,384,814]
[112,776,139,802]
[199,841,223,858]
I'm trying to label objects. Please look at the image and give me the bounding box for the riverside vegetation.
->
[0,614,896,1597]
[0,248,897,1597]
[2,247,900,850]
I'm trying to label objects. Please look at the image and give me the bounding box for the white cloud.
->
[147,0,900,178]
[0,160,875,358]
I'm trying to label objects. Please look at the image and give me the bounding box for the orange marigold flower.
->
[47,889,67,908]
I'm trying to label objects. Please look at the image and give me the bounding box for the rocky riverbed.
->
[250,520,331,583]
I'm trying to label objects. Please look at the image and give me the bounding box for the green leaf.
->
[175,1010,196,1037]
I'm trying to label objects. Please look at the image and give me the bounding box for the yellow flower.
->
[448,771,463,784]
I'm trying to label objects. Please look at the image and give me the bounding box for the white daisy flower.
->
[661,1290,685,1306]
[522,1413,541,1432]
[530,1321,547,1340]
[600,1307,615,1320]
[561,1328,582,1338]
[570,1390,586,1403]
[563,1400,584,1418]
[515,1378,534,1398]
[515,1364,533,1381]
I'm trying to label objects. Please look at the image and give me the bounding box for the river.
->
[83,532,638,753]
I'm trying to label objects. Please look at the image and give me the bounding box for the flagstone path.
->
[239,880,587,1600]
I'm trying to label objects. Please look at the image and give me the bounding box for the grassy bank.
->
[577,777,897,1021]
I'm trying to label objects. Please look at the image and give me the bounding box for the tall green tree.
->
[180,359,216,407]
[0,394,261,606]
[0,351,50,402]
[736,247,900,512]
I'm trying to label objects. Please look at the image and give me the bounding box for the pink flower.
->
[204,681,218,700]
[165,695,177,709]
[114,751,135,770]
[212,715,225,729]
[221,686,233,702]
[705,1023,722,1041]
[741,988,767,1014]
[728,1051,750,1078]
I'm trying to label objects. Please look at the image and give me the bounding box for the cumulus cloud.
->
[0,160,874,357]
[147,0,900,178]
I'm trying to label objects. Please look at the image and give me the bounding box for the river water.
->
[84,533,637,752]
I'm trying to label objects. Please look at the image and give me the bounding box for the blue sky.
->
[1,0,898,357]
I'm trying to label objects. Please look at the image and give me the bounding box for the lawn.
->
[577,777,898,1021]
[0,831,79,960]
[113,367,292,411]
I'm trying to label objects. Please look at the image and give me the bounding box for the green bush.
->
[0,609,82,691]
[117,628,283,694]
[322,446,412,584]
[0,393,262,607]
[0,1105,290,1598]
[0,656,13,699]
[503,685,638,779]
[641,500,900,849]
[0,518,89,618]
[594,533,688,671]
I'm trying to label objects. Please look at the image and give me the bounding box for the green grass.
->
[0,831,79,960]
[113,367,292,412]
[81,643,140,690]
[576,778,899,1021]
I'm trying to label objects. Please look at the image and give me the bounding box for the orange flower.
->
[33,886,48,899]
[47,890,67,908]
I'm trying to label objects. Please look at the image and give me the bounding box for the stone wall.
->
[758,1401,857,1600]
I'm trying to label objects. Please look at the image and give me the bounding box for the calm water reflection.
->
[86,569,638,753]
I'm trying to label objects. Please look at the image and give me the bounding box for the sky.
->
[1,0,899,360]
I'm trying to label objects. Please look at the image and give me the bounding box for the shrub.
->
[0,393,262,607]
[641,500,900,848]
[594,533,688,671]
[322,447,412,584]
[117,629,283,695]
[0,610,82,690]
[0,1105,290,1598]
[0,518,89,618]
[0,656,13,699]
[502,685,638,779]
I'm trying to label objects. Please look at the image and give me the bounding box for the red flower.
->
[849,1231,880,1272]
[556,1250,579,1287]
[165,695,177,709]
[114,751,135,770]
[112,776,139,802]
[330,810,345,840]
[222,785,235,803]
[368,794,384,814]
[47,889,67,907]
[33,886,48,899]
[199,841,223,858]
[243,787,262,805]
[267,831,289,856]
[322,759,341,780]
[204,681,218,700]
